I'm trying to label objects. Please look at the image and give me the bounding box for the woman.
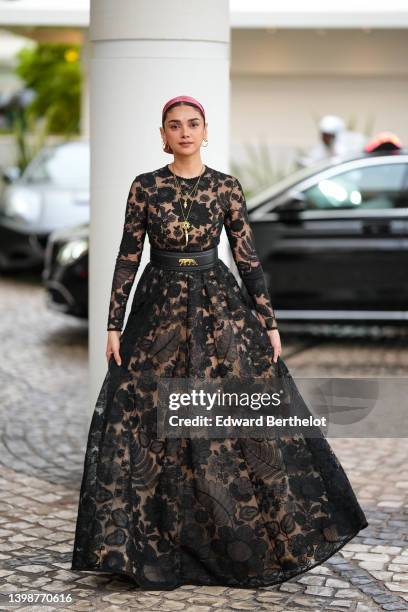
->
[71,94,368,590]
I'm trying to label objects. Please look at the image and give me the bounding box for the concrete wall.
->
[230,28,408,163]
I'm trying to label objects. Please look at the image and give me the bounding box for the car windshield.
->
[302,162,408,210]
[23,142,89,190]
[246,155,363,211]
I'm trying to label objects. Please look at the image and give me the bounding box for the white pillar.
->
[89,0,230,408]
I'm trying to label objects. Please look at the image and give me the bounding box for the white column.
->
[89,0,230,408]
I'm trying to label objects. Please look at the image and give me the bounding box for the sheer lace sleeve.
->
[224,177,278,331]
[107,174,147,331]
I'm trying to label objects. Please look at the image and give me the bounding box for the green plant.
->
[16,43,82,134]
[231,142,297,197]
[10,43,82,171]
[11,112,48,171]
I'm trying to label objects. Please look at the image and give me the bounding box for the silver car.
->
[0,140,89,270]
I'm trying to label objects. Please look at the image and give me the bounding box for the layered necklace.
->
[169,163,205,246]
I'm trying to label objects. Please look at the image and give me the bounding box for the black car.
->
[247,150,408,324]
[42,223,88,319]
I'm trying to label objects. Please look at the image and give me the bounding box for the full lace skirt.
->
[71,259,368,589]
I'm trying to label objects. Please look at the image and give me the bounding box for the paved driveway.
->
[0,274,407,611]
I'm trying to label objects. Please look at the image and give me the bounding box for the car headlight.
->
[56,239,88,265]
[4,190,42,223]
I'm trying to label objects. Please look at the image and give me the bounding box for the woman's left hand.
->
[267,329,282,363]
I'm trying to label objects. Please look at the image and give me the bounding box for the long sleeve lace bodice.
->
[224,177,278,331]
[106,166,278,332]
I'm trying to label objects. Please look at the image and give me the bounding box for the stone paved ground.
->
[1,273,408,611]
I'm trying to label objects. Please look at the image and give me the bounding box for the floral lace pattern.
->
[107,165,278,331]
[71,165,368,590]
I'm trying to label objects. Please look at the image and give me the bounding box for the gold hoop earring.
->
[202,139,208,147]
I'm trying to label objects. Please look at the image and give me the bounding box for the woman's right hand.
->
[106,330,122,366]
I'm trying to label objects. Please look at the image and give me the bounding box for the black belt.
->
[150,246,218,271]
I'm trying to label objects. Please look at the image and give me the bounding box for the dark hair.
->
[162,101,205,126]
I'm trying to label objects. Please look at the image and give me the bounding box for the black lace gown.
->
[71,164,368,590]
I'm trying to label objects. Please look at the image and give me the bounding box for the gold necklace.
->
[170,163,204,208]
[170,163,205,246]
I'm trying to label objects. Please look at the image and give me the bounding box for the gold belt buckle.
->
[178,257,198,266]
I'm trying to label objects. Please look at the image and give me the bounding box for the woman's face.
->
[160,104,207,156]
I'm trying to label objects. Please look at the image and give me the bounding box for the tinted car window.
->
[23,143,89,190]
[303,163,407,210]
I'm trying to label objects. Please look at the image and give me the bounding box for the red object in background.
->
[364,131,403,153]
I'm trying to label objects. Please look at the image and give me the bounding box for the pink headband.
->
[162,95,206,154]
[162,95,205,123]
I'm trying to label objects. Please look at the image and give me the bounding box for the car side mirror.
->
[275,191,307,214]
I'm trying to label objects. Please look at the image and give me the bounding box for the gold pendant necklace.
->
[170,164,205,246]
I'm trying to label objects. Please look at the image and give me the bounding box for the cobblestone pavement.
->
[1,274,408,611]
